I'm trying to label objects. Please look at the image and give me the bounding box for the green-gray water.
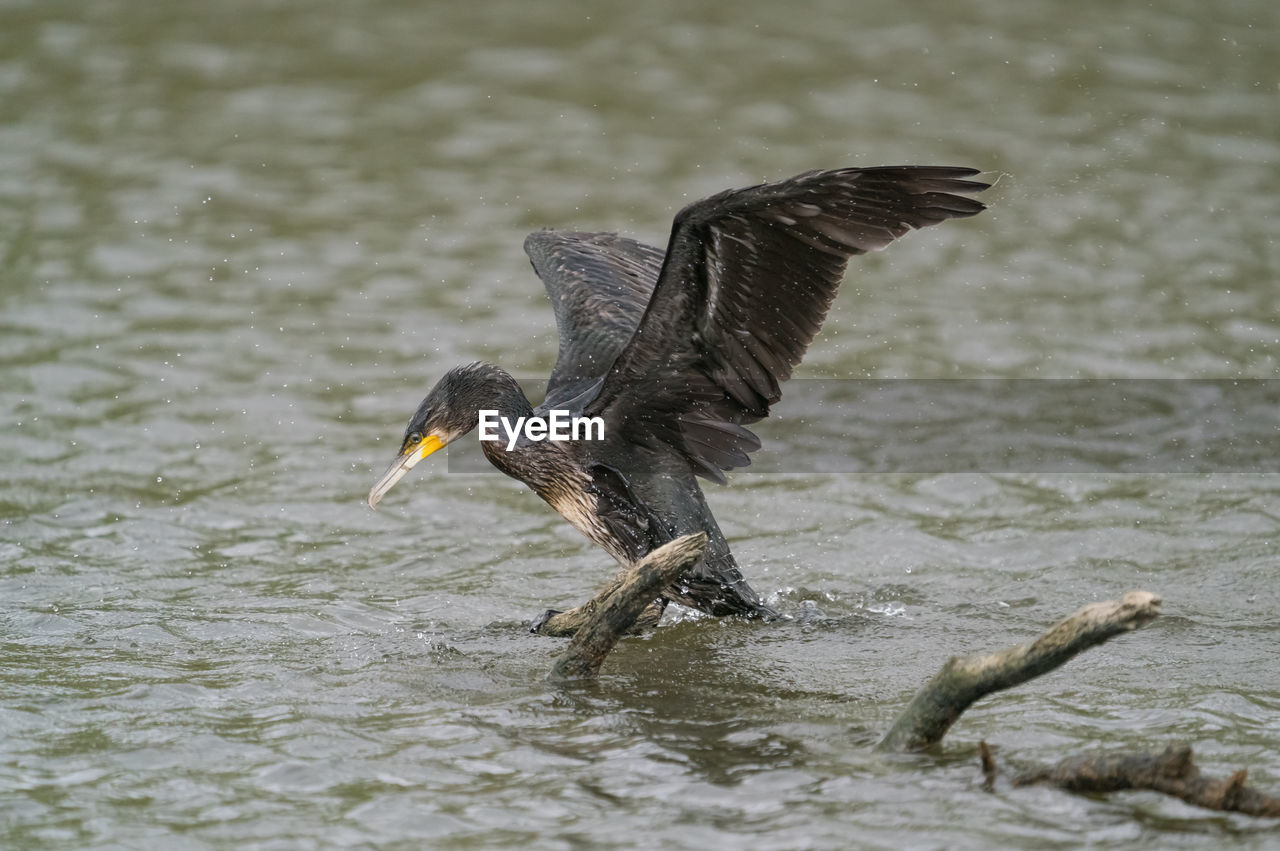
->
[3,1,1278,847]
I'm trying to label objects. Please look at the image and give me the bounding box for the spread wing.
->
[523,231,665,408]
[583,166,990,482]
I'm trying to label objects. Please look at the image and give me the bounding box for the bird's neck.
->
[476,374,582,487]
[481,368,536,424]
[472,370,620,559]
[475,370,535,465]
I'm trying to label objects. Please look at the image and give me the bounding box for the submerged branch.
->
[877,591,1162,752]
[537,576,663,638]
[547,533,706,682]
[1013,744,1280,817]
[978,741,997,792]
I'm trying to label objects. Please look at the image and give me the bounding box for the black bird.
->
[369,166,988,623]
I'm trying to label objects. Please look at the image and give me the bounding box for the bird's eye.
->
[408,431,423,445]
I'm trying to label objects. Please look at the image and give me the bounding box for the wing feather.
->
[522,231,664,407]
[585,166,989,479]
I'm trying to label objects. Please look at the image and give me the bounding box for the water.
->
[3,0,1279,846]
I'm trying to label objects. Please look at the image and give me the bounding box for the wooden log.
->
[536,577,664,638]
[877,591,1162,752]
[1013,744,1280,817]
[547,533,707,682]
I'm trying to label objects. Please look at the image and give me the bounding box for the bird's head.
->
[367,362,523,509]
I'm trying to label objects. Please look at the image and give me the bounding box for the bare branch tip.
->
[1118,590,1162,624]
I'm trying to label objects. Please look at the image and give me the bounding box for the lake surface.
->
[3,0,1279,847]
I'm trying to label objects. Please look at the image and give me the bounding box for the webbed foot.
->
[529,609,564,634]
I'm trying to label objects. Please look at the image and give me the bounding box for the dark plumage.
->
[370,166,989,621]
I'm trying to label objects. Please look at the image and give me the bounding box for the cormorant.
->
[368,166,988,624]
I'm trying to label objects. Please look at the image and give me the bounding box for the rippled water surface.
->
[3,0,1279,847]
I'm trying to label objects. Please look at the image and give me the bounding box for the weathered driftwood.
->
[877,591,1162,752]
[1011,744,1280,817]
[539,563,1280,817]
[547,533,706,682]
[537,578,664,638]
